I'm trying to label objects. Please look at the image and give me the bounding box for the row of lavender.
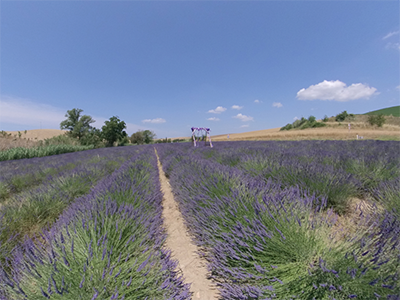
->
[0,147,129,200]
[198,140,400,215]
[0,147,132,266]
[1,146,190,299]
[156,141,400,299]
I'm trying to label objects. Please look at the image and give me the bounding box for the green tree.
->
[101,116,127,147]
[308,115,316,123]
[79,128,103,147]
[60,108,95,140]
[130,131,144,145]
[142,130,156,144]
[335,111,348,122]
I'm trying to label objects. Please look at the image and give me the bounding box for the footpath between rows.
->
[155,149,219,300]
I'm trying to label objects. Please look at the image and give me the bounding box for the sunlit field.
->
[0,140,399,299]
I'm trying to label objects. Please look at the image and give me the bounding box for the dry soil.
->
[155,149,219,300]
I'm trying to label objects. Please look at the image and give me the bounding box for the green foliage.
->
[60,108,95,140]
[367,114,386,127]
[280,116,326,131]
[79,128,104,147]
[312,121,328,128]
[280,124,293,131]
[0,144,94,161]
[172,138,187,143]
[322,115,329,122]
[155,137,172,143]
[335,111,348,122]
[101,116,127,147]
[39,134,79,146]
[130,130,156,145]
[143,130,156,144]
[308,115,316,123]
[293,117,307,128]
[130,131,144,145]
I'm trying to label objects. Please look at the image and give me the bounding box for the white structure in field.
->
[191,127,213,147]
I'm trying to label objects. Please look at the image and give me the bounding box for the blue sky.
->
[1,1,399,138]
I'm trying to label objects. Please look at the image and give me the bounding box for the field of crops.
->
[0,141,399,299]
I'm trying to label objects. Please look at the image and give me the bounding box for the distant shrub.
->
[280,116,326,131]
[172,139,186,143]
[312,122,326,128]
[368,114,386,127]
[39,134,78,146]
[335,111,348,122]
[130,130,156,145]
[280,124,293,131]
[322,115,329,122]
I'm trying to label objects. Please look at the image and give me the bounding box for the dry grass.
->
[0,136,39,151]
[329,198,381,242]
[5,129,67,141]
[210,126,400,141]
[1,129,67,151]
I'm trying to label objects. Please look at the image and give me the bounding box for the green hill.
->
[364,106,400,117]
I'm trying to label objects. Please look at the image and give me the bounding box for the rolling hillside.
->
[364,105,400,117]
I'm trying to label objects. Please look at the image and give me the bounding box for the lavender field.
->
[1,141,399,299]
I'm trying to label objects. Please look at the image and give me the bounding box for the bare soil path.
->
[155,149,219,300]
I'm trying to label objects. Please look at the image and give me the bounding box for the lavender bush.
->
[1,145,190,299]
[156,141,400,299]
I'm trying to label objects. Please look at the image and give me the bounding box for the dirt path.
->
[155,150,219,300]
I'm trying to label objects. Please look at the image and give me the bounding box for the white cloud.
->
[208,106,227,114]
[296,80,378,102]
[385,42,400,51]
[383,31,399,40]
[142,118,166,124]
[233,113,254,122]
[240,124,249,128]
[294,117,299,121]
[0,95,66,128]
[272,102,283,108]
[231,105,243,110]
[254,99,261,103]
[207,117,220,121]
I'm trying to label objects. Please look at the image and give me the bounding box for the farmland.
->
[0,141,399,299]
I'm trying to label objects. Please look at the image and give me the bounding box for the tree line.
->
[60,108,157,147]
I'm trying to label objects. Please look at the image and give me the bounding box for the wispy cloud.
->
[272,102,283,108]
[297,80,378,102]
[207,117,220,121]
[142,118,166,124]
[396,85,400,90]
[240,124,249,128]
[385,42,400,51]
[231,105,243,110]
[208,106,227,114]
[383,31,399,40]
[0,95,66,129]
[293,117,299,121]
[254,99,261,104]
[233,113,254,122]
